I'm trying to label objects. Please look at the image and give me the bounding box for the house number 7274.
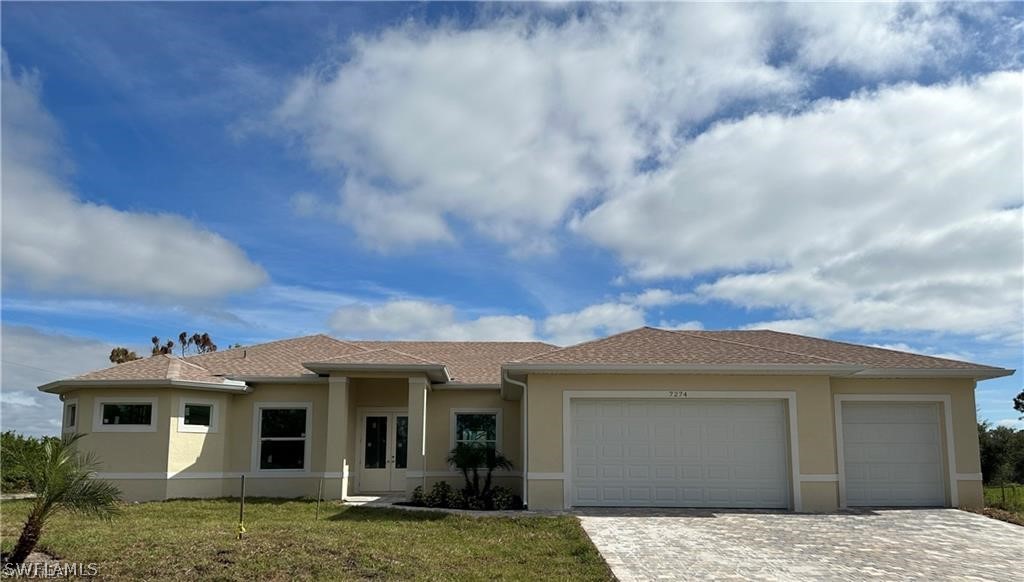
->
[668,391,687,398]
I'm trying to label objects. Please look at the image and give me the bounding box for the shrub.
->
[1,431,57,493]
[409,486,425,506]
[490,486,516,510]
[425,481,455,508]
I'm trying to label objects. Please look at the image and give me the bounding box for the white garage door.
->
[570,399,790,508]
[841,402,946,507]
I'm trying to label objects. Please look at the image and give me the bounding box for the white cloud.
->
[621,288,697,308]
[580,72,1023,339]
[1,52,268,300]
[328,298,652,345]
[541,302,646,346]
[0,325,115,436]
[996,418,1024,430]
[330,300,536,341]
[272,3,987,252]
[657,320,705,332]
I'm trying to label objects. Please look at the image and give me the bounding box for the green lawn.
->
[982,484,1024,525]
[1,499,613,581]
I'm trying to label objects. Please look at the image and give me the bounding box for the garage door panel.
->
[842,402,946,507]
[571,398,790,508]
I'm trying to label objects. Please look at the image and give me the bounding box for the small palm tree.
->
[6,434,121,565]
[446,442,513,500]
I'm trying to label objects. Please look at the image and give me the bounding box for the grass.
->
[1,498,613,581]
[981,483,1024,526]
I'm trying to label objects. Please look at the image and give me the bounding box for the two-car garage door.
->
[570,399,790,508]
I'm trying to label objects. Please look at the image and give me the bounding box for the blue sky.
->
[2,2,1022,436]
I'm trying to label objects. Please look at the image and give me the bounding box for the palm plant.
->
[5,434,120,565]
[446,442,513,501]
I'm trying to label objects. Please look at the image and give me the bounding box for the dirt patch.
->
[971,507,1024,527]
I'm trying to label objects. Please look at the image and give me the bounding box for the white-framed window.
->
[450,408,502,450]
[252,402,311,472]
[178,398,218,434]
[92,396,158,433]
[62,399,78,433]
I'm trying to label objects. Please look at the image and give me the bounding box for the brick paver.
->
[576,508,1023,581]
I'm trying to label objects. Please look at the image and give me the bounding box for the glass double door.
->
[359,410,408,492]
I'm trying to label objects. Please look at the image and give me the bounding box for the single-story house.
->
[39,327,1013,511]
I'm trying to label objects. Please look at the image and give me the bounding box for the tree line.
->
[108,332,224,364]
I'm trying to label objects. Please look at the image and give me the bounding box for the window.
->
[178,398,218,433]
[63,400,77,432]
[93,397,157,432]
[103,404,152,425]
[254,403,311,472]
[451,409,501,450]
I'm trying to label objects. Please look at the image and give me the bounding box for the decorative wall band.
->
[94,471,350,481]
[955,473,983,481]
[799,474,840,482]
[527,473,567,481]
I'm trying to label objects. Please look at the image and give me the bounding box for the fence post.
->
[316,478,324,521]
[238,474,247,540]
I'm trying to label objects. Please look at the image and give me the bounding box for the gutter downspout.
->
[504,371,529,510]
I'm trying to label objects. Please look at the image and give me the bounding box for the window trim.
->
[449,408,502,450]
[251,401,312,473]
[178,397,219,434]
[62,398,78,433]
[92,396,158,433]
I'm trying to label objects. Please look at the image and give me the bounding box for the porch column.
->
[406,376,429,495]
[324,375,349,499]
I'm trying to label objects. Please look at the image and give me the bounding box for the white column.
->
[324,375,349,499]
[406,376,429,494]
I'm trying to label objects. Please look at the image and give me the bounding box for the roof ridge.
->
[512,326,656,363]
[184,333,371,363]
[353,339,557,346]
[312,347,441,365]
[668,329,851,365]
[751,329,995,368]
[166,357,182,380]
[375,347,444,365]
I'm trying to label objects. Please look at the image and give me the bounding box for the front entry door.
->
[359,411,408,492]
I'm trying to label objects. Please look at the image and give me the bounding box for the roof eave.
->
[851,367,1015,380]
[302,362,451,382]
[37,378,252,395]
[501,363,864,375]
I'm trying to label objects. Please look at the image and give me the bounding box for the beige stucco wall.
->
[831,377,983,509]
[60,372,982,509]
[525,373,983,511]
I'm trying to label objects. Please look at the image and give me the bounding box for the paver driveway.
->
[577,508,1023,581]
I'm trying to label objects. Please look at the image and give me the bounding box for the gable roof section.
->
[186,334,367,377]
[508,327,1010,378]
[351,341,557,384]
[684,330,996,370]
[74,354,225,383]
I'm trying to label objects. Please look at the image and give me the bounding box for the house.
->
[39,327,1013,511]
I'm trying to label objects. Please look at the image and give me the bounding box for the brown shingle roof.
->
[351,341,557,384]
[185,334,367,377]
[514,327,1004,371]
[514,327,837,366]
[75,354,225,383]
[685,330,997,370]
[59,327,1006,389]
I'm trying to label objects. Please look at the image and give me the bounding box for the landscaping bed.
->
[0,498,612,580]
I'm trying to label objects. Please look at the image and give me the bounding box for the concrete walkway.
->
[577,508,1024,581]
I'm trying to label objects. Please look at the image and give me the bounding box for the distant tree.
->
[151,336,174,356]
[1014,388,1023,419]
[108,347,141,364]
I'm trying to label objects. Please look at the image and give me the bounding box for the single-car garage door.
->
[841,402,946,507]
[570,399,790,508]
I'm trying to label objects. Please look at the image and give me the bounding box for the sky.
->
[1,2,1022,437]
